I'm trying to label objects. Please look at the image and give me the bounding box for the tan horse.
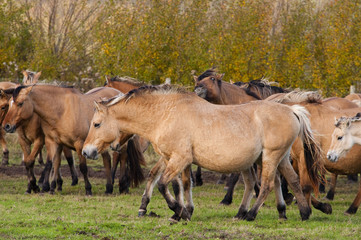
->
[3,84,142,195]
[0,82,17,165]
[271,91,361,215]
[345,93,361,107]
[82,85,321,221]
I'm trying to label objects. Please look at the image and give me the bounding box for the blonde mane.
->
[109,76,146,87]
[105,84,190,107]
[335,114,361,128]
[272,90,322,104]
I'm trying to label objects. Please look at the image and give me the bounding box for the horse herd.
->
[1,69,361,222]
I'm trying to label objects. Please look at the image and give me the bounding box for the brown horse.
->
[82,85,321,221]
[194,69,291,205]
[271,91,361,215]
[104,76,148,192]
[3,84,144,195]
[0,82,17,165]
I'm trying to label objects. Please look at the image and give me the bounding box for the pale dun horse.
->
[82,85,321,221]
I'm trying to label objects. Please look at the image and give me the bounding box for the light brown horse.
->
[345,93,361,107]
[271,91,361,215]
[3,84,143,195]
[82,85,321,221]
[0,82,17,165]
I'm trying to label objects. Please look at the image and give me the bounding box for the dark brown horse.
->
[3,84,144,195]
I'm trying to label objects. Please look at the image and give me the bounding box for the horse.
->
[345,93,361,107]
[82,84,321,221]
[3,84,144,195]
[104,76,148,192]
[271,91,361,215]
[194,69,292,205]
[0,82,17,165]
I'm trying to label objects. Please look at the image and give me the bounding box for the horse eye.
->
[17,102,23,107]
[211,77,215,81]
[1,106,6,110]
[94,123,101,128]
[337,136,343,141]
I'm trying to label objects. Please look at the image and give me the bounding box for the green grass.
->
[1,134,361,239]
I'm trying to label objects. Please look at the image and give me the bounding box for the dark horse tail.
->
[291,105,323,196]
[126,137,146,187]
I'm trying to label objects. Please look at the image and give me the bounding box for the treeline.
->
[0,0,360,96]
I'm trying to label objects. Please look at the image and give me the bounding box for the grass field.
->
[0,135,361,239]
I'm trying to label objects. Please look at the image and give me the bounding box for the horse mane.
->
[234,78,288,99]
[13,84,75,101]
[196,68,218,81]
[335,114,361,128]
[107,76,146,87]
[105,84,189,107]
[271,90,322,104]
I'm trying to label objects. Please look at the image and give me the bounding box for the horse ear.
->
[0,90,5,98]
[33,71,41,83]
[346,119,351,128]
[94,101,107,113]
[193,75,198,83]
[22,70,28,78]
[229,79,234,84]
[217,73,225,80]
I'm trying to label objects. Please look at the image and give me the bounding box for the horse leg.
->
[234,169,256,219]
[101,151,113,194]
[325,173,337,200]
[217,174,227,185]
[195,166,203,186]
[274,172,287,220]
[116,145,130,194]
[157,156,192,221]
[37,146,44,165]
[138,157,166,217]
[345,180,361,215]
[182,165,194,217]
[63,147,78,186]
[49,145,63,194]
[0,129,9,166]
[277,155,311,221]
[111,150,121,185]
[220,173,240,205]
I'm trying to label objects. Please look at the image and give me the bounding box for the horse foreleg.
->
[235,169,256,219]
[182,165,194,217]
[101,151,113,194]
[220,173,240,205]
[63,147,78,186]
[345,180,361,215]
[277,156,311,221]
[0,129,8,165]
[49,145,63,194]
[138,157,166,217]
[325,173,338,200]
[111,150,121,185]
[195,166,203,186]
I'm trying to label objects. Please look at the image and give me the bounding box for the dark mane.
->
[196,68,217,81]
[106,76,146,87]
[106,84,189,106]
[234,78,287,99]
[13,85,30,101]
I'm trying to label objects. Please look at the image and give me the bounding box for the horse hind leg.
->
[101,151,113,194]
[63,147,78,186]
[325,173,337,200]
[234,169,256,220]
[220,173,240,205]
[345,180,361,215]
[274,172,287,220]
[277,155,311,221]
[182,165,194,217]
[0,130,9,166]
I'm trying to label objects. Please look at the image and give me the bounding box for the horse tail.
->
[291,105,323,196]
[126,137,146,187]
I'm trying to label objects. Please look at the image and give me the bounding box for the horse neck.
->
[109,94,180,140]
[30,87,79,125]
[219,83,257,104]
[110,82,139,93]
[349,122,361,145]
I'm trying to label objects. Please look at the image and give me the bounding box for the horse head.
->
[327,116,359,162]
[2,85,34,133]
[194,68,224,103]
[22,70,41,85]
[82,100,132,159]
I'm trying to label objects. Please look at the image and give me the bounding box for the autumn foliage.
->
[0,0,360,96]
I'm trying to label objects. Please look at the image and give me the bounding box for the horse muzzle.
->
[110,142,121,152]
[82,145,99,160]
[326,151,339,163]
[194,87,207,99]
[3,123,16,133]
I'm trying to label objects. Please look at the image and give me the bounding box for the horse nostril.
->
[4,124,11,132]
[82,150,88,158]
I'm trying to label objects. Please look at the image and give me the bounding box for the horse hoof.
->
[49,190,55,195]
[71,178,78,186]
[195,181,203,187]
[234,210,247,220]
[148,211,160,218]
[33,186,40,193]
[245,213,256,221]
[220,199,232,205]
[86,190,92,196]
[345,206,358,215]
[169,213,181,223]
[138,209,147,217]
[284,193,294,206]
